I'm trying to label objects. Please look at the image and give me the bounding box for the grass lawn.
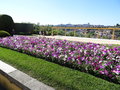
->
[0,47,120,90]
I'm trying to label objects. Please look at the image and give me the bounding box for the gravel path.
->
[39,35,120,45]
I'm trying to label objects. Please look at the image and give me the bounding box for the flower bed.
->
[0,36,120,83]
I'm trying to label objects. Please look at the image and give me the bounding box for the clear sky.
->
[0,0,120,25]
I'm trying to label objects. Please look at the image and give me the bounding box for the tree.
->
[116,23,120,27]
[33,23,40,34]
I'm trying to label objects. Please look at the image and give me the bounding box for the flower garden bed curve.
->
[0,36,120,84]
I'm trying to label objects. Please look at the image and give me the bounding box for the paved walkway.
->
[40,35,120,45]
[0,60,55,90]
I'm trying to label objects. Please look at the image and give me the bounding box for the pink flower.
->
[112,70,120,75]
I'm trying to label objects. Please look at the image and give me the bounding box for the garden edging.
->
[0,60,55,90]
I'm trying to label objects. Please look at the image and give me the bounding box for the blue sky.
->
[0,0,120,25]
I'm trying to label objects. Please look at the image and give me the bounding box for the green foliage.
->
[0,14,14,35]
[52,29,58,35]
[66,31,79,37]
[117,37,120,40]
[14,23,34,35]
[57,29,65,35]
[33,25,53,35]
[0,30,11,37]
[79,33,85,37]
[85,32,95,38]
[18,32,29,35]
[40,25,52,35]
[116,23,120,27]
[102,36,110,39]
[66,31,74,36]
[48,29,65,36]
[33,25,65,36]
[33,23,40,34]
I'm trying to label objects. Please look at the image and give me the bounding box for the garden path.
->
[39,35,120,45]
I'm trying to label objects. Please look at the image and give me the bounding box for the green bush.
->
[57,29,65,35]
[66,31,74,36]
[66,31,79,36]
[79,33,85,37]
[85,32,95,38]
[117,37,120,40]
[14,23,33,35]
[0,14,14,35]
[0,30,11,37]
[102,36,109,39]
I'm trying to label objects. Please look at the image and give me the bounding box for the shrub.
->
[0,30,11,37]
[14,23,33,35]
[66,31,74,36]
[79,33,85,37]
[0,14,14,35]
[66,31,79,36]
[117,37,120,40]
[102,36,110,39]
[57,29,65,35]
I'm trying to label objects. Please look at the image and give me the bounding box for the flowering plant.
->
[0,36,120,83]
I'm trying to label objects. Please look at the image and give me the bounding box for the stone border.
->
[0,70,29,90]
[0,60,55,90]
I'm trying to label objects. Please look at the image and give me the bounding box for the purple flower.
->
[0,35,120,81]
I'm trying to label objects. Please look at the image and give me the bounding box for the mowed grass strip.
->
[0,47,120,90]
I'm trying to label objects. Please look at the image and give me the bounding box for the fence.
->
[51,27,120,39]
